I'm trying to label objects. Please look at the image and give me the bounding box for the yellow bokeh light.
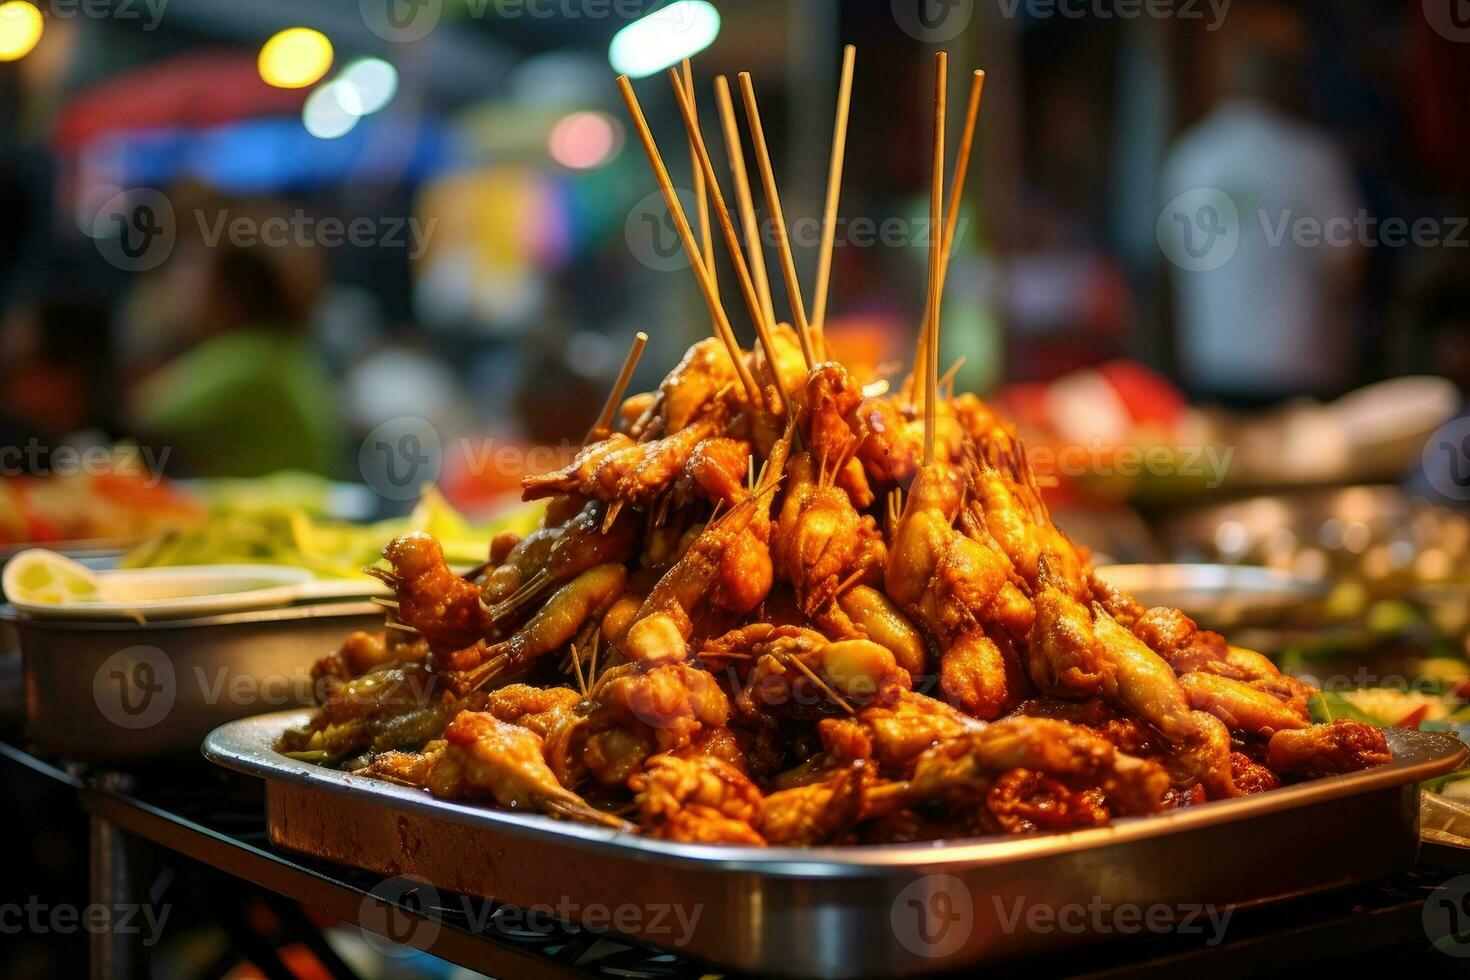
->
[0,2,43,63]
[258,27,333,90]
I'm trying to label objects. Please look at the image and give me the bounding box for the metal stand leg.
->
[89,773,148,980]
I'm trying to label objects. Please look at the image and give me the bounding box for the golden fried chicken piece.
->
[853,688,983,771]
[1266,721,1391,778]
[1026,576,1106,698]
[662,336,740,433]
[906,717,1171,817]
[355,741,447,787]
[519,434,636,502]
[484,684,581,739]
[312,630,428,694]
[773,451,886,633]
[442,563,628,692]
[430,712,624,827]
[522,412,727,508]
[837,585,929,677]
[374,533,493,651]
[631,753,765,845]
[1178,672,1310,738]
[940,632,1025,720]
[684,437,752,507]
[986,769,1111,834]
[1229,752,1282,795]
[1089,607,1241,798]
[592,661,731,752]
[760,763,874,845]
[622,484,779,665]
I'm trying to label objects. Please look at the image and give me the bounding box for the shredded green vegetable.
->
[121,486,544,579]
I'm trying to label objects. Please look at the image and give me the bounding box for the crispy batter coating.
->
[288,340,1392,844]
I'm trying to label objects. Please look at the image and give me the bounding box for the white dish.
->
[4,561,335,620]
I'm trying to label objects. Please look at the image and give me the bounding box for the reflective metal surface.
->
[1094,563,1328,628]
[9,603,380,763]
[206,711,1466,978]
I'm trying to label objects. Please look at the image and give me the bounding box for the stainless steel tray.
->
[205,710,1466,977]
[9,603,381,763]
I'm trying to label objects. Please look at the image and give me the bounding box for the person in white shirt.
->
[1159,3,1363,403]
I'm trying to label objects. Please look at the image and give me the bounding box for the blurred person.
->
[0,296,115,459]
[1161,0,1364,405]
[129,244,344,478]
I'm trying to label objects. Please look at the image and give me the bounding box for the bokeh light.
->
[302,80,360,139]
[608,1,720,79]
[258,27,334,89]
[0,1,43,62]
[338,57,398,115]
[548,111,623,170]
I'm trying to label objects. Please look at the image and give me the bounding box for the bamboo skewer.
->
[681,59,716,278]
[810,43,856,344]
[922,53,947,468]
[584,331,648,444]
[669,69,797,422]
[737,72,817,370]
[617,76,763,407]
[913,69,985,402]
[714,75,776,331]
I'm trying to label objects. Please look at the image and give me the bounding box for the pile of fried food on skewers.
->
[278,52,1391,846]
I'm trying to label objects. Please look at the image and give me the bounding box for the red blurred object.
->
[52,51,308,153]
[1095,360,1186,430]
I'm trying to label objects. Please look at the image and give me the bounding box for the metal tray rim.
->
[0,600,381,632]
[205,710,1467,878]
